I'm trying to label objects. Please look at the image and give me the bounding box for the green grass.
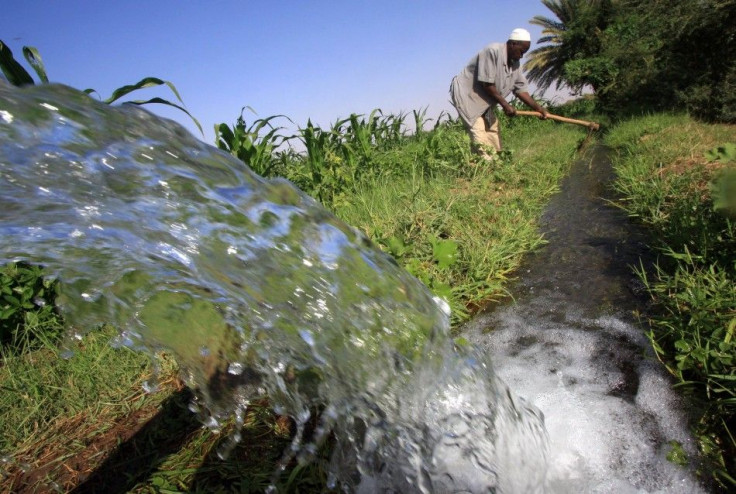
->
[335,115,582,324]
[605,112,736,488]
[0,324,178,491]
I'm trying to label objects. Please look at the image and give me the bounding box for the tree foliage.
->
[526,0,614,94]
[525,0,736,122]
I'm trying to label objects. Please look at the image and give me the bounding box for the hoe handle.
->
[516,110,600,131]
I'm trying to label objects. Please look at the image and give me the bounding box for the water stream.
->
[462,147,707,493]
[0,81,707,492]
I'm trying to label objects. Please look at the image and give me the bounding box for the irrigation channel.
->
[0,81,708,493]
[462,145,709,493]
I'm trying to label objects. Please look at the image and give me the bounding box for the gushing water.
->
[463,148,709,493]
[0,82,550,492]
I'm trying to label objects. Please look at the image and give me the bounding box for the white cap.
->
[509,28,531,42]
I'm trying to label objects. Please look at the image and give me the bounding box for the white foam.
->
[466,304,707,494]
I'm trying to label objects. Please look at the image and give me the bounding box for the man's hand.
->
[516,91,549,120]
[483,83,516,117]
[503,105,517,117]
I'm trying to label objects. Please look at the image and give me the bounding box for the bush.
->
[1,262,61,352]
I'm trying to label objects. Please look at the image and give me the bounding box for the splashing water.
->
[0,81,551,492]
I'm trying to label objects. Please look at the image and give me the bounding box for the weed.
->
[0,262,61,353]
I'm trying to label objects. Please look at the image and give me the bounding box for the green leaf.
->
[22,46,48,83]
[666,440,688,466]
[102,76,170,104]
[711,167,736,216]
[431,281,453,301]
[386,236,406,257]
[432,239,459,269]
[122,96,203,136]
[705,143,736,163]
[725,318,736,344]
[0,40,35,86]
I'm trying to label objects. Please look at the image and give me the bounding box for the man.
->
[450,28,548,160]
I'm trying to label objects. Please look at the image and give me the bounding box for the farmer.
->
[450,28,548,160]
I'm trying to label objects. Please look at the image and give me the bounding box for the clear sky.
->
[2,1,565,145]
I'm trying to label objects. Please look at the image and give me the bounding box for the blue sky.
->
[2,1,564,144]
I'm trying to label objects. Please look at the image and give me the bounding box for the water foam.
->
[465,298,706,493]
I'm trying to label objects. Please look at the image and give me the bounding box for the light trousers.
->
[466,110,501,159]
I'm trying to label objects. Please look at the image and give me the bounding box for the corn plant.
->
[0,40,202,135]
[344,110,380,166]
[382,111,407,144]
[412,107,430,137]
[215,107,292,177]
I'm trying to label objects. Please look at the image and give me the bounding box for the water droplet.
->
[433,295,451,317]
[0,110,13,123]
[326,473,338,489]
[298,329,314,346]
[227,362,244,375]
[142,380,158,393]
[203,416,220,430]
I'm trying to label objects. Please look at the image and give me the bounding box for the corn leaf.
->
[122,96,203,136]
[0,40,35,86]
[22,46,48,83]
[102,77,188,112]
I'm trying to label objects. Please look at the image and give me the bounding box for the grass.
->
[1,324,178,491]
[605,112,736,488]
[1,105,590,492]
[335,115,582,323]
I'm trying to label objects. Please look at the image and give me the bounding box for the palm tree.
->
[524,0,610,94]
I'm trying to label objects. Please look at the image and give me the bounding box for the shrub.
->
[1,262,61,352]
